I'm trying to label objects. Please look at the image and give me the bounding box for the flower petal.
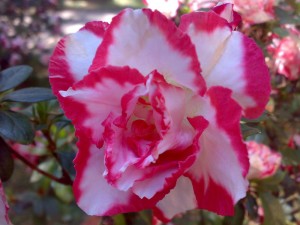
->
[179,11,270,118]
[49,21,109,95]
[131,146,197,200]
[89,8,206,95]
[212,3,241,29]
[153,176,197,222]
[59,66,145,146]
[128,76,209,200]
[103,71,209,201]
[0,181,11,225]
[186,86,249,215]
[73,138,158,216]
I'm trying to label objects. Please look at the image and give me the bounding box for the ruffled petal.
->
[103,71,208,200]
[153,176,197,222]
[147,71,199,157]
[89,8,206,95]
[49,21,109,95]
[212,3,241,29]
[73,138,159,216]
[59,66,145,146]
[130,146,198,200]
[179,11,270,118]
[0,181,11,225]
[186,86,249,215]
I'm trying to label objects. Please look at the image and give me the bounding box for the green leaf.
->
[223,201,245,225]
[272,27,289,37]
[281,148,300,165]
[57,151,76,178]
[262,170,286,185]
[42,197,59,216]
[2,87,55,103]
[0,138,14,181]
[259,192,286,225]
[242,112,269,123]
[52,182,73,203]
[241,123,261,138]
[275,7,300,25]
[0,65,32,92]
[245,194,258,220]
[113,214,127,225]
[256,171,286,192]
[0,110,34,144]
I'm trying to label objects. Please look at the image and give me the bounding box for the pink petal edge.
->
[89,8,206,96]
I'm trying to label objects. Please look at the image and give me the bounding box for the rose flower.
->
[246,141,281,180]
[49,4,270,222]
[233,0,276,24]
[268,29,300,81]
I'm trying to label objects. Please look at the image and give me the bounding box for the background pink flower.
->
[0,182,12,225]
[233,0,276,24]
[188,0,230,11]
[268,31,300,81]
[246,141,282,180]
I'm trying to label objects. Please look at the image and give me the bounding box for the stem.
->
[42,129,73,184]
[11,147,72,185]
[200,211,206,225]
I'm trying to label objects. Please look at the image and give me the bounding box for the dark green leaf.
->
[245,194,258,220]
[275,7,300,25]
[262,170,286,185]
[241,124,261,138]
[33,197,44,217]
[0,138,14,181]
[223,201,245,225]
[256,171,286,192]
[2,87,55,103]
[42,197,59,216]
[242,112,269,123]
[272,27,289,37]
[57,151,76,178]
[0,65,32,92]
[0,110,34,144]
[259,192,286,225]
[281,148,300,165]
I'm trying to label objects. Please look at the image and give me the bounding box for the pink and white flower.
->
[0,182,12,225]
[246,141,281,180]
[268,31,300,81]
[233,0,276,24]
[49,5,270,221]
[188,0,232,11]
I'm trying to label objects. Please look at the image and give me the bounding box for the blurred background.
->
[0,0,143,81]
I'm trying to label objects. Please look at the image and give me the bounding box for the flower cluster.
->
[0,0,61,69]
[49,4,270,221]
[142,0,276,24]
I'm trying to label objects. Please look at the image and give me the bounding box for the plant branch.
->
[42,129,73,184]
[11,147,72,185]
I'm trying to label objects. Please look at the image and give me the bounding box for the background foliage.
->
[0,0,300,224]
